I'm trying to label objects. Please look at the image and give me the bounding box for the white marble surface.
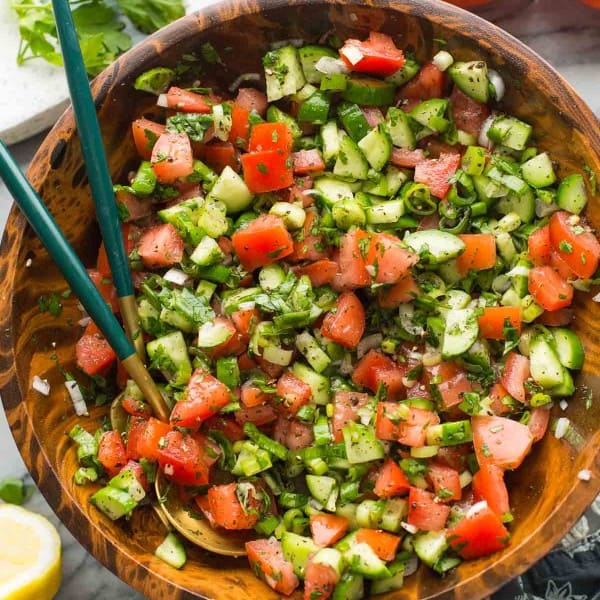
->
[0,0,599,597]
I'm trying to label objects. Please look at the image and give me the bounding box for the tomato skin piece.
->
[376,402,440,446]
[450,86,490,136]
[126,416,171,462]
[166,87,212,113]
[528,265,574,311]
[355,529,401,561]
[488,382,511,416]
[549,211,600,279]
[339,32,405,77]
[273,417,315,450]
[321,291,366,350]
[528,407,551,442]
[98,431,127,478]
[235,403,279,426]
[241,381,274,408]
[501,352,530,404]
[333,229,371,290]
[352,350,407,401]
[456,234,497,275]
[291,210,327,263]
[304,559,338,600]
[122,396,152,418]
[236,88,268,116]
[199,141,240,174]
[170,368,232,429]
[377,275,421,308]
[151,132,194,183]
[76,334,116,376]
[414,152,461,200]
[310,513,349,547]
[550,250,576,280]
[448,501,510,559]
[472,462,510,517]
[231,307,260,338]
[157,430,213,487]
[232,214,294,271]
[472,415,535,470]
[131,118,166,160]
[292,149,326,175]
[332,390,370,443]
[374,457,410,498]
[276,372,312,414]
[137,223,185,269]
[293,259,338,287]
[407,487,450,531]
[203,415,245,442]
[425,361,473,409]
[478,306,522,340]
[242,148,294,194]
[209,483,259,530]
[400,62,445,101]
[427,462,462,502]
[390,147,426,168]
[528,225,552,266]
[249,122,293,153]
[246,537,300,595]
[366,233,418,284]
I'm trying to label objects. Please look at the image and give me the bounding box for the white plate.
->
[0,0,217,146]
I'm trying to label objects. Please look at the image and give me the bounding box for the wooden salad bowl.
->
[0,0,599,598]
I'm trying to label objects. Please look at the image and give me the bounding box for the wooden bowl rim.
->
[1,1,600,598]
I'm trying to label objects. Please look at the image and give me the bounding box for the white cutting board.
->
[0,0,217,145]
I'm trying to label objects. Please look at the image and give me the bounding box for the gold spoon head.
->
[154,471,253,557]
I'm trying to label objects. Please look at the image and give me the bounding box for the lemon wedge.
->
[0,504,61,600]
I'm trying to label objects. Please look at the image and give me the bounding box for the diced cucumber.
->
[496,189,535,224]
[313,547,345,577]
[356,499,386,529]
[232,441,272,476]
[442,308,479,359]
[405,230,466,263]
[342,77,396,107]
[549,369,575,397]
[370,560,405,594]
[461,145,487,176]
[385,165,409,196]
[306,474,338,511]
[134,67,174,95]
[298,91,331,125]
[333,198,367,229]
[344,542,391,579]
[321,120,341,165]
[314,176,355,204]
[337,102,370,142]
[414,530,448,567]
[190,236,225,266]
[334,133,369,180]
[197,320,233,348]
[551,328,584,370]
[299,45,338,84]
[263,45,306,102]
[385,57,420,86]
[410,99,450,133]
[342,422,385,464]
[207,166,253,214]
[365,200,405,225]
[379,498,408,533]
[336,504,359,531]
[258,263,286,292]
[221,286,261,314]
[159,306,194,334]
[270,202,306,230]
[332,572,364,600]
[281,531,320,577]
[109,468,146,502]
[529,334,566,389]
[426,420,473,446]
[158,199,203,245]
[487,115,533,151]
[147,331,192,385]
[557,173,588,214]
[90,486,137,520]
[292,361,331,403]
[386,107,416,150]
[448,60,489,103]
[155,533,187,569]
[358,123,392,171]
[212,102,232,141]
[69,424,99,469]
[266,105,303,139]
[521,152,556,188]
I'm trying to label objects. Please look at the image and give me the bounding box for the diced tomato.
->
[170,368,232,429]
[501,352,530,403]
[209,483,260,530]
[528,225,552,266]
[407,487,450,531]
[425,361,473,409]
[436,444,471,472]
[549,211,600,279]
[238,352,258,372]
[137,223,184,269]
[126,416,170,462]
[472,415,534,470]
[448,501,509,559]
[366,233,418,284]
[122,396,152,418]
[241,381,274,408]
[332,391,370,443]
[549,250,576,281]
[478,306,522,340]
[321,291,365,350]
[376,402,440,446]
[528,407,551,442]
[231,307,260,338]
[472,462,510,517]
[194,495,218,528]
[291,210,327,263]
[157,430,215,486]
[246,537,300,595]
[400,62,445,101]
[131,118,165,160]
[529,265,574,311]
[235,403,279,426]
[456,233,497,275]
[113,188,152,223]
[97,222,136,276]
[377,275,421,308]
[450,86,490,136]
[374,457,410,498]
[249,122,293,153]
[339,32,405,77]
[333,229,371,290]
[352,350,407,401]
[87,269,119,312]
[414,153,461,200]
[304,559,338,600]
[355,529,401,562]
[489,382,511,416]
[119,459,149,491]
[203,317,246,359]
[390,147,426,168]
[232,214,294,271]
[293,259,338,287]
[229,104,251,147]
[203,415,245,442]
[273,417,315,450]
[292,149,326,175]
[276,372,312,414]
[289,175,316,207]
[310,514,349,547]
[97,430,127,478]
[200,141,240,174]
[150,132,194,184]
[427,462,462,502]
[235,88,268,116]
[255,355,286,379]
[76,334,116,376]
[166,86,212,113]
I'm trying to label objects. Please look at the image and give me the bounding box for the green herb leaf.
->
[116,0,185,34]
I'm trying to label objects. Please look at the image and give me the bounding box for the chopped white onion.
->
[467,500,489,518]
[156,93,169,108]
[560,400,568,411]
[459,470,473,488]
[270,38,305,50]
[228,73,262,93]
[407,351,423,362]
[432,50,454,72]
[402,376,416,388]
[32,375,50,396]
[356,334,383,360]
[479,114,496,148]
[554,417,570,439]
[238,301,257,311]
[506,265,531,278]
[77,316,91,328]
[65,380,88,416]
[365,265,377,278]
[340,45,363,66]
[25,258,32,268]
[422,349,442,367]
[403,555,419,577]
[163,268,191,286]
[593,291,600,303]
[488,69,505,101]
[163,464,174,476]
[315,56,350,75]
[578,469,592,482]
[339,354,354,376]
[535,197,559,218]
[401,521,418,535]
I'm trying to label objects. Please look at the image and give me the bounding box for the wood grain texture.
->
[1,1,599,598]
